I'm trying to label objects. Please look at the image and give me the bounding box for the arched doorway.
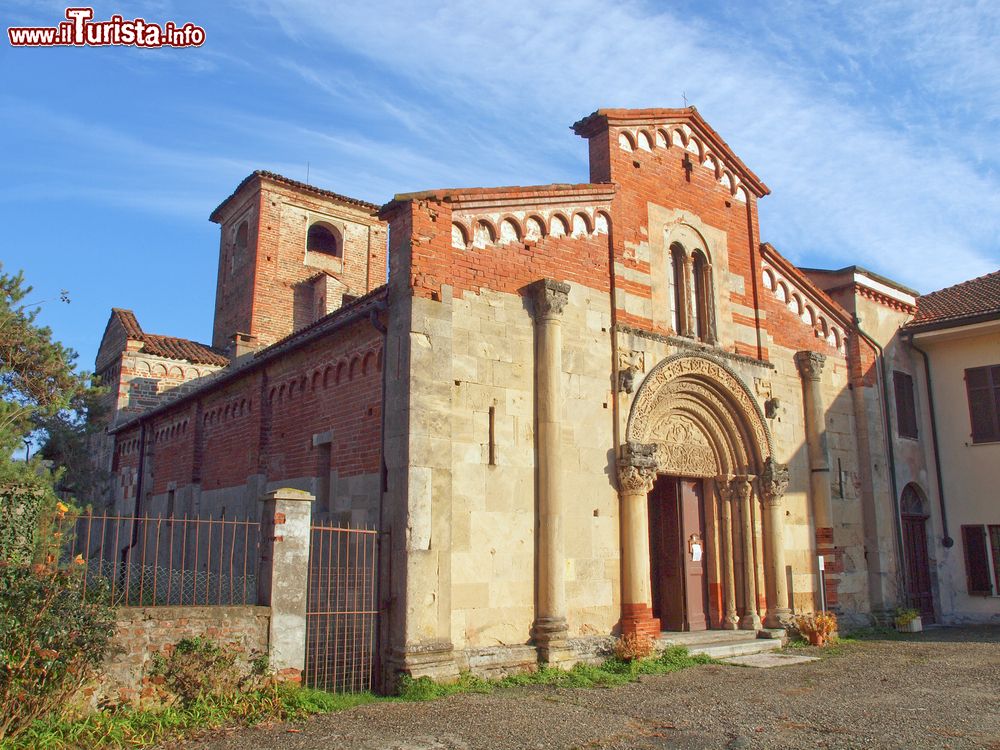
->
[618,353,788,635]
[901,484,935,622]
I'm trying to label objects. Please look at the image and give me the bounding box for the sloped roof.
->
[906,269,1000,329]
[108,308,229,366]
[209,170,380,222]
[110,286,388,433]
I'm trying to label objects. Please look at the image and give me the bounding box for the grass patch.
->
[3,646,713,749]
[0,684,379,750]
[398,645,714,699]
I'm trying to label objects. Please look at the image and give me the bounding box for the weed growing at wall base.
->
[0,646,714,748]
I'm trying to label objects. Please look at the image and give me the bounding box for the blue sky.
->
[2,0,999,374]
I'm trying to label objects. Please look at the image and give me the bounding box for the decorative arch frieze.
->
[625,352,772,477]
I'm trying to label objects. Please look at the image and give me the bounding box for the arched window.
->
[235,221,248,252]
[307,222,341,257]
[691,250,714,343]
[901,484,926,516]
[670,244,685,334]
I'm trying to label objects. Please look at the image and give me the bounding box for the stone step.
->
[686,637,783,660]
[654,629,786,659]
[656,629,759,647]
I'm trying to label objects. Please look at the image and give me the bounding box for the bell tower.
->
[208,171,387,354]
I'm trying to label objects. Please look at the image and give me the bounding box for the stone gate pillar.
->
[760,458,791,627]
[258,487,313,682]
[530,278,574,665]
[618,442,660,638]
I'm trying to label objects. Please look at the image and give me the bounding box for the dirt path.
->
[183,627,1000,750]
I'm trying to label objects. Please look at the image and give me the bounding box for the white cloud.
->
[250,0,999,291]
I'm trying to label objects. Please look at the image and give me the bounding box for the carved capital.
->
[730,474,755,503]
[530,278,571,321]
[618,442,658,494]
[794,350,826,381]
[716,474,736,502]
[760,456,790,506]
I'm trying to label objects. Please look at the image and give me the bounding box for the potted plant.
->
[894,608,923,633]
[794,611,838,647]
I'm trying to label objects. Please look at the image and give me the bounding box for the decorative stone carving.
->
[530,279,570,320]
[617,442,657,494]
[617,349,643,394]
[651,415,717,477]
[759,456,790,506]
[794,350,826,381]
[627,354,773,462]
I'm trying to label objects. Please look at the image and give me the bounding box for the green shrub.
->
[149,637,268,707]
[0,561,115,741]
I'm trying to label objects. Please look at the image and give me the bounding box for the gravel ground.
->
[182,627,1000,750]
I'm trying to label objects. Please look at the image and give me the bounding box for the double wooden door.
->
[902,513,935,622]
[648,476,710,631]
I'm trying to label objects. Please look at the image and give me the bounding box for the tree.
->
[0,263,99,559]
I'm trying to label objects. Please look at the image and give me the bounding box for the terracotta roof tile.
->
[111,308,143,339]
[109,307,229,366]
[139,334,230,367]
[907,269,1000,328]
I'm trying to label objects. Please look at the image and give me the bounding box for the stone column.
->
[716,476,739,629]
[794,350,836,607]
[760,458,791,627]
[530,278,574,665]
[734,475,762,630]
[618,442,660,637]
[681,253,695,337]
[258,487,314,682]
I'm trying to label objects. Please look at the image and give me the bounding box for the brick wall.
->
[77,606,270,709]
[111,311,383,518]
[212,175,388,350]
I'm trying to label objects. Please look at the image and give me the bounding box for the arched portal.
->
[900,483,935,622]
[618,353,788,636]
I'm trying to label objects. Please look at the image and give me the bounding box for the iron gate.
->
[304,522,380,692]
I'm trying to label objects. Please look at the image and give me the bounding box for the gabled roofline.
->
[379,183,617,218]
[759,243,854,328]
[210,171,380,223]
[571,107,770,197]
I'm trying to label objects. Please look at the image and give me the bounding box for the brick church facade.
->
[93,107,998,681]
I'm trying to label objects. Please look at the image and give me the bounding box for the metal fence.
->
[304,522,379,693]
[68,512,260,606]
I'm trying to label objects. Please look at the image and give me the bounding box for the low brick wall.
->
[79,605,270,709]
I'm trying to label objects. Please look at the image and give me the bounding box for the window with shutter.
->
[965,365,1000,443]
[962,525,993,595]
[893,370,918,439]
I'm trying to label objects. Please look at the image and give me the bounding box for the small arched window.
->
[307,222,341,257]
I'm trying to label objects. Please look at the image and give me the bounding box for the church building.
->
[93,107,1000,682]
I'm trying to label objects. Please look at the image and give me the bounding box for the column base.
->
[387,640,459,686]
[621,604,661,639]
[532,616,576,667]
[764,608,792,629]
[722,612,739,630]
[739,613,762,630]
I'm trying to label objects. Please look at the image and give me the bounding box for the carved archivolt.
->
[626,353,773,477]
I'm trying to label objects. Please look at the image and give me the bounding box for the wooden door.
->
[902,513,935,622]
[648,477,710,632]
